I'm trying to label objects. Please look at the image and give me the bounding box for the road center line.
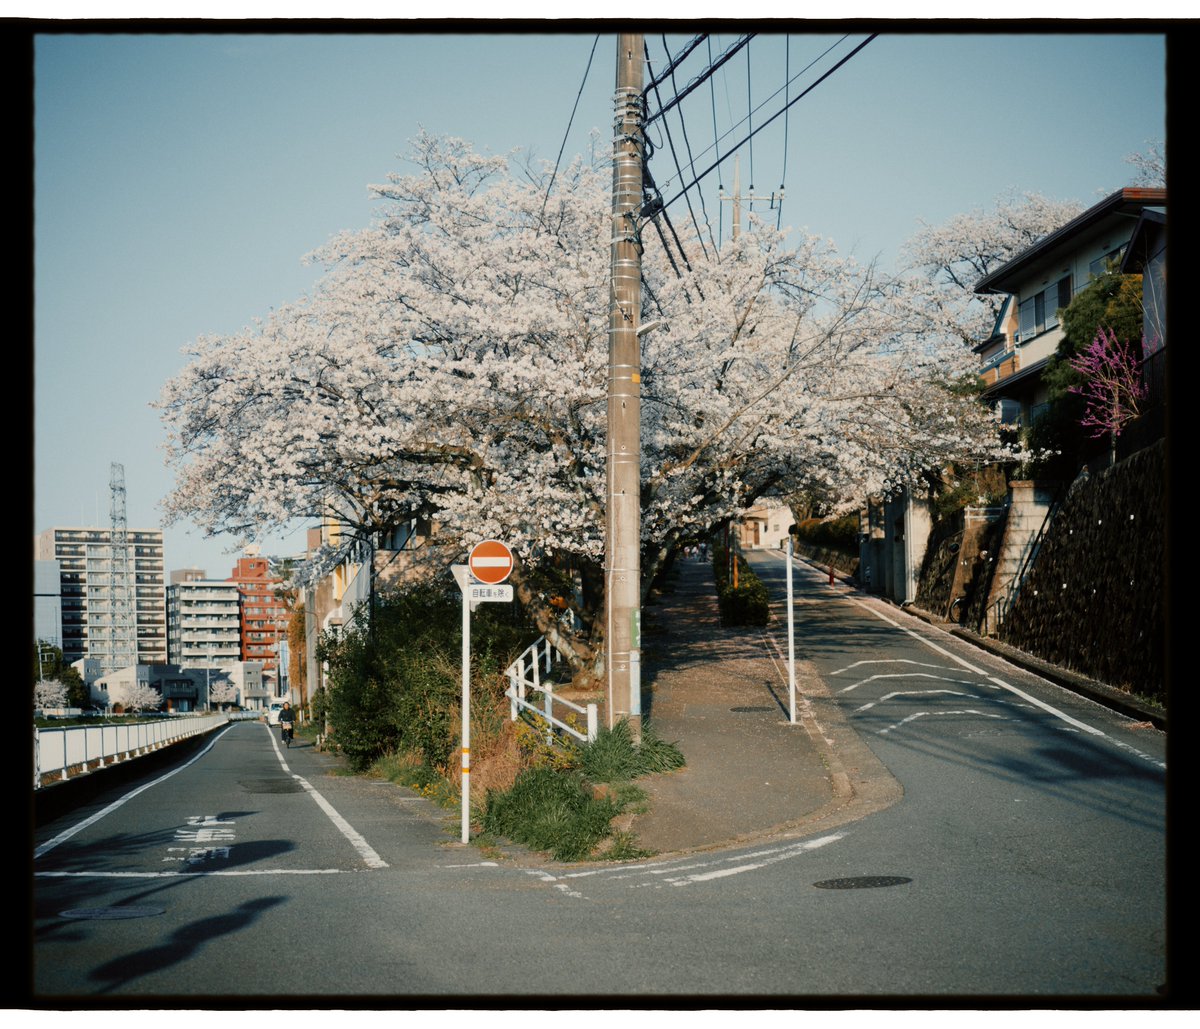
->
[268,726,389,869]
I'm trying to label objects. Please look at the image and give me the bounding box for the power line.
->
[668,34,850,193]
[660,34,878,213]
[644,38,711,263]
[778,35,790,230]
[644,34,754,128]
[537,33,600,228]
[643,33,707,96]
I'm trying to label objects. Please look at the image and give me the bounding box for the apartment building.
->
[34,527,167,669]
[228,554,289,694]
[166,577,242,670]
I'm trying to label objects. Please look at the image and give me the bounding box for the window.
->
[997,398,1022,425]
[1016,276,1071,341]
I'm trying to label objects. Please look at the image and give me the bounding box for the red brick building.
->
[228,555,289,695]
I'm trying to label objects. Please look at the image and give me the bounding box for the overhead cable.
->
[642,33,707,96]
[660,34,878,212]
[644,33,755,127]
[537,33,600,228]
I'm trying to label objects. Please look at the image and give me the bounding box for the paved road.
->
[31,556,1168,1000]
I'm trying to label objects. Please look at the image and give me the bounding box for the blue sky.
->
[32,28,1167,578]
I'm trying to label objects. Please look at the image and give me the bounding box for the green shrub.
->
[710,538,769,625]
[580,719,685,782]
[317,580,534,771]
[795,513,859,551]
[482,766,620,861]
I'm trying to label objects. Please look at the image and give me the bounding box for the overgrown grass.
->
[580,720,686,782]
[480,718,684,862]
[482,766,620,862]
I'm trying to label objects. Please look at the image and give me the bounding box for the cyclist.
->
[279,700,296,748]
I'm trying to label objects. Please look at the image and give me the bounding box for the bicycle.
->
[281,721,294,749]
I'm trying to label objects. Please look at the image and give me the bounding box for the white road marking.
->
[877,709,1008,735]
[837,672,987,694]
[530,832,848,899]
[34,723,235,859]
[831,658,986,677]
[268,726,388,869]
[846,594,1108,737]
[855,690,971,712]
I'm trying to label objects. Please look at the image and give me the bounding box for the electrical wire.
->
[537,34,600,229]
[660,34,878,213]
[707,36,724,251]
[642,33,707,97]
[673,35,849,187]
[644,34,754,128]
[778,35,789,231]
[746,38,754,213]
[644,39,711,263]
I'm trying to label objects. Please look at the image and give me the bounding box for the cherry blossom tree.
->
[160,133,1018,675]
[35,680,68,710]
[901,190,1083,345]
[1125,140,1165,187]
[208,678,239,709]
[110,682,162,714]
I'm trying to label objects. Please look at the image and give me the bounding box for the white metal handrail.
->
[504,637,598,744]
[33,713,228,789]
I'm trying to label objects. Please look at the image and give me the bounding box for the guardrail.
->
[505,637,598,744]
[33,713,229,789]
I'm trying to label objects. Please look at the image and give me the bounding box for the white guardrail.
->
[505,637,598,744]
[33,713,229,789]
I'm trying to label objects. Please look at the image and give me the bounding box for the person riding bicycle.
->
[279,700,295,746]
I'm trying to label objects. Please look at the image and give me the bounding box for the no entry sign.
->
[468,539,514,584]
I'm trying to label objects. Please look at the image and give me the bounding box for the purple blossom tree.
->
[1067,326,1148,464]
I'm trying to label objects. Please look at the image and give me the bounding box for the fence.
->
[505,636,598,745]
[33,713,228,789]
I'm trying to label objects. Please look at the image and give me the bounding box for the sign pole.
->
[453,542,514,845]
[461,585,471,844]
[787,530,796,724]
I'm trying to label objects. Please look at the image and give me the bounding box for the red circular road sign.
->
[468,540,514,584]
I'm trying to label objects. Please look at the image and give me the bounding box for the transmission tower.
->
[90,462,138,672]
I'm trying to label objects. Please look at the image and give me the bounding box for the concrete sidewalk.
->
[623,557,901,856]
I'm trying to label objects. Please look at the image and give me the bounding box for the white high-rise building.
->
[34,527,167,668]
[167,577,242,669]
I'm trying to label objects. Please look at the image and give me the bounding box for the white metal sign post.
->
[786,531,797,724]
[453,541,515,844]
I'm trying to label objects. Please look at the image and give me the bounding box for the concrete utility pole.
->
[606,33,644,736]
[719,153,783,242]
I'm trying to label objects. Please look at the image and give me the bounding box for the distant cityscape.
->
[34,525,290,713]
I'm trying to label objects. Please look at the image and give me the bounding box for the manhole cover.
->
[239,778,303,794]
[60,906,165,920]
[812,876,912,890]
[731,706,775,713]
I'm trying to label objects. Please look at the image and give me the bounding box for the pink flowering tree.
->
[159,133,1022,676]
[1067,326,1148,464]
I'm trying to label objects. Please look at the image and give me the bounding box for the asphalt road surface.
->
[31,554,1168,1001]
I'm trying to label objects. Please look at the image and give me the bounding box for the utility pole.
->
[719,153,783,241]
[606,33,644,737]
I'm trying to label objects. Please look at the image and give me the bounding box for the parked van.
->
[267,702,284,725]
